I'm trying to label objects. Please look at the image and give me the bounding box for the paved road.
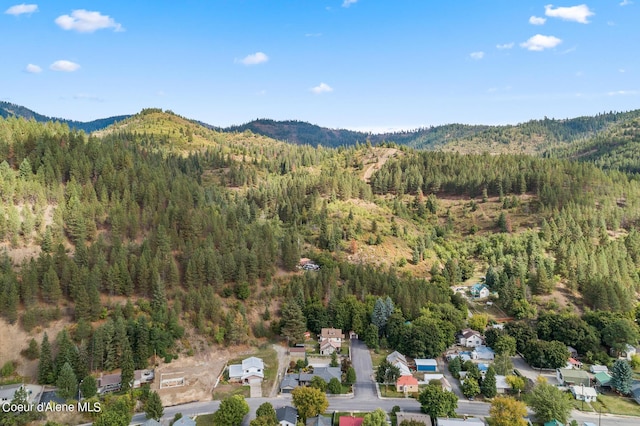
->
[350,340,376,401]
[127,342,640,426]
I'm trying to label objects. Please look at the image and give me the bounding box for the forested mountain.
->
[0,101,130,133]
[223,111,640,152]
[2,108,640,419]
[547,116,640,174]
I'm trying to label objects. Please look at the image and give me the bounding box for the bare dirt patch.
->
[361,148,398,182]
[0,319,69,380]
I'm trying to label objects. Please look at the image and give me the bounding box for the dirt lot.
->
[0,318,69,379]
[153,341,233,407]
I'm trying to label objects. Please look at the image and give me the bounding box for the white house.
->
[229,356,264,383]
[459,329,484,348]
[276,406,298,426]
[571,385,598,403]
[470,283,490,299]
[590,365,609,374]
[495,375,509,394]
[471,346,495,361]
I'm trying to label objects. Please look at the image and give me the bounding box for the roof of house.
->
[590,365,609,373]
[471,283,489,293]
[320,328,345,339]
[387,351,407,365]
[229,364,243,378]
[0,384,22,402]
[568,358,582,366]
[339,416,364,426]
[242,356,264,370]
[98,373,121,386]
[437,418,485,426]
[290,347,306,353]
[134,369,154,381]
[571,385,598,398]
[320,340,341,350]
[460,328,481,339]
[172,417,197,426]
[276,406,298,425]
[280,374,299,389]
[595,372,612,385]
[313,367,342,382]
[397,375,419,386]
[415,359,437,367]
[472,346,495,359]
[496,375,509,390]
[557,368,590,380]
[395,413,431,425]
[306,415,332,426]
[543,421,564,426]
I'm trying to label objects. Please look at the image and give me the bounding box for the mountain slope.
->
[0,101,129,133]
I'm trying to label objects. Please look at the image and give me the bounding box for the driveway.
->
[350,339,377,401]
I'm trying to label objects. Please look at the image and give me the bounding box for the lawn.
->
[211,383,249,400]
[195,413,215,425]
[225,345,278,396]
[591,395,640,417]
[370,348,392,368]
[569,398,594,412]
[379,386,417,399]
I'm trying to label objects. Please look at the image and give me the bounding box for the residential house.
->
[495,375,510,394]
[566,358,583,369]
[395,413,431,425]
[339,416,364,426]
[319,328,344,355]
[556,369,590,387]
[276,406,298,426]
[280,375,299,393]
[423,374,453,392]
[437,418,485,425]
[387,351,411,376]
[415,359,438,372]
[280,367,342,393]
[595,372,612,388]
[229,357,264,384]
[172,417,197,426]
[589,365,609,374]
[133,369,154,388]
[567,346,579,359]
[0,384,42,405]
[459,329,484,348]
[570,385,598,402]
[610,343,636,361]
[470,283,490,299]
[396,375,419,393]
[471,346,495,361]
[289,346,306,360]
[97,373,122,394]
[306,415,332,426]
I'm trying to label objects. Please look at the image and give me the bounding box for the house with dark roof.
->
[97,373,122,394]
[280,374,299,393]
[276,406,298,426]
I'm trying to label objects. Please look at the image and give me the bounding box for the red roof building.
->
[339,417,364,426]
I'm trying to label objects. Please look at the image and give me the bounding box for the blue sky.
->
[1,1,639,132]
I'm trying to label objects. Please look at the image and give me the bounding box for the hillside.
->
[547,116,640,174]
[2,110,640,425]
[0,101,129,133]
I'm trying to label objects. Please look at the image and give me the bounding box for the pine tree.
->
[611,360,633,395]
[120,342,135,392]
[481,365,497,398]
[56,362,78,400]
[144,391,164,421]
[281,301,307,345]
[38,333,54,384]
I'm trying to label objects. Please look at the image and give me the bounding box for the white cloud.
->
[470,51,485,60]
[620,0,633,6]
[496,42,514,50]
[50,60,80,72]
[544,4,595,24]
[55,10,123,33]
[342,0,358,7]
[520,34,562,51]
[529,16,547,25]
[608,90,639,96]
[311,83,333,94]
[4,4,38,16]
[238,52,269,65]
[25,63,42,73]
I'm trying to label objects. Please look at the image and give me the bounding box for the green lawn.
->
[195,413,215,425]
[591,395,640,417]
[370,348,392,368]
[212,383,249,400]
[569,398,594,412]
